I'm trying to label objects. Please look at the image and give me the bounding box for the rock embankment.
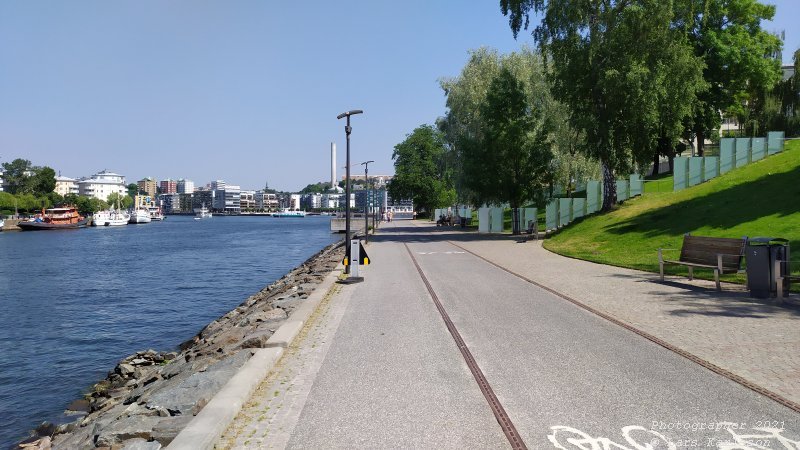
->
[19,242,344,450]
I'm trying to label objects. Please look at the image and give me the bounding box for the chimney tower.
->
[331,142,337,190]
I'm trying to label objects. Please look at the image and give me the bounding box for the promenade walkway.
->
[220,220,800,449]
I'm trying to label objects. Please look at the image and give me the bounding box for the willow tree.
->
[501,0,704,210]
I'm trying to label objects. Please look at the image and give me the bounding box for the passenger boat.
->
[129,207,152,224]
[273,208,306,218]
[18,207,88,230]
[195,203,212,219]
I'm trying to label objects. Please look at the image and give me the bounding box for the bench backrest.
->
[679,234,747,269]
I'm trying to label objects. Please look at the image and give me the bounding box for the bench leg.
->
[688,266,693,281]
[714,269,721,291]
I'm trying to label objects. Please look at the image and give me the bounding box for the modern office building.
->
[78,170,127,201]
[192,189,215,212]
[240,190,255,211]
[255,191,279,211]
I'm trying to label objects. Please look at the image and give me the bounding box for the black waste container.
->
[460,217,467,228]
[746,237,789,298]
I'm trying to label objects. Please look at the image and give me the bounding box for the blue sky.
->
[1,1,797,192]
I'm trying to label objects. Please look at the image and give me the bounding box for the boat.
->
[0,218,4,230]
[18,207,88,230]
[273,208,306,218]
[195,203,212,219]
[129,207,152,224]
[148,206,165,221]
[92,208,130,226]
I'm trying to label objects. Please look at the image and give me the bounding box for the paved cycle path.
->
[223,221,800,449]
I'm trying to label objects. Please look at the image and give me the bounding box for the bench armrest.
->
[657,248,679,263]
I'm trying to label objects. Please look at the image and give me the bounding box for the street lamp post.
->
[337,109,363,274]
[361,160,374,243]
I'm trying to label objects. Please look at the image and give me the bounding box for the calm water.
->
[0,215,338,447]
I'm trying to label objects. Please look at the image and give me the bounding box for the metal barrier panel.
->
[688,157,704,186]
[616,180,629,201]
[673,157,689,191]
[768,131,785,154]
[478,207,490,233]
[735,137,750,168]
[545,200,558,231]
[586,180,601,214]
[558,198,572,227]
[463,208,472,219]
[703,156,719,181]
[572,198,586,219]
[490,207,504,233]
[720,143,734,174]
[434,209,441,221]
[522,207,537,231]
[751,137,766,161]
[629,174,643,197]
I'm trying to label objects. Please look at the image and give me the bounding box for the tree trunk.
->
[696,129,705,157]
[511,207,520,235]
[668,153,675,174]
[601,162,617,211]
[652,151,660,177]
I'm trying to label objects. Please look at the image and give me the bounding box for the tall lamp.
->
[361,160,374,243]
[336,110,363,274]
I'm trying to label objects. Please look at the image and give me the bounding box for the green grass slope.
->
[544,140,800,284]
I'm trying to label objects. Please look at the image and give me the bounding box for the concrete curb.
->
[167,263,344,450]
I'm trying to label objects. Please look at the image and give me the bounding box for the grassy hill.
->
[544,140,800,285]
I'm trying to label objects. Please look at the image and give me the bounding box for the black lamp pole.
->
[337,110,363,274]
[361,160,374,243]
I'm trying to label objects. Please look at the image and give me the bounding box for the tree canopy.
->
[501,0,706,209]
[388,125,456,215]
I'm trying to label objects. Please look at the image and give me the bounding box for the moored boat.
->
[273,208,306,218]
[148,206,165,221]
[18,207,88,231]
[195,203,212,219]
[129,207,152,224]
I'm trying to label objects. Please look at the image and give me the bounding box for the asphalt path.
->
[282,222,800,449]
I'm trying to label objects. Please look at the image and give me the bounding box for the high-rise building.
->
[137,178,157,198]
[160,179,177,194]
[177,179,195,194]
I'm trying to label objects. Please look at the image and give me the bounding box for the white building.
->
[177,179,195,194]
[77,170,126,201]
[54,176,79,197]
[290,194,302,210]
[240,190,255,211]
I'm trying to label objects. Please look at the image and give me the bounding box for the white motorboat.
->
[149,206,165,221]
[195,203,212,219]
[129,207,152,224]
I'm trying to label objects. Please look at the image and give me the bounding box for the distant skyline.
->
[1,1,797,192]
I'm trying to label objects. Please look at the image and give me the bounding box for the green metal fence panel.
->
[768,131,785,154]
[572,198,586,220]
[688,157,704,186]
[520,207,537,232]
[586,181,601,214]
[545,200,558,231]
[673,157,689,191]
[490,207,503,233]
[478,207,490,233]
[616,180,629,201]
[720,143,734,174]
[703,156,719,181]
[558,198,572,227]
[751,137,766,161]
[629,174,643,197]
[735,137,750,168]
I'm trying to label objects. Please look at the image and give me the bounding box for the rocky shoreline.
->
[18,241,344,450]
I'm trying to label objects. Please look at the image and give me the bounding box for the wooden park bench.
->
[658,234,747,291]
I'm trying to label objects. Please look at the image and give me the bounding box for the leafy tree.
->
[63,193,79,206]
[46,192,64,207]
[439,47,598,204]
[299,182,330,194]
[462,67,552,234]
[28,166,56,195]
[127,183,139,198]
[501,0,704,210]
[106,192,133,209]
[676,0,782,151]
[1,159,33,194]
[388,125,456,216]
[76,196,107,215]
